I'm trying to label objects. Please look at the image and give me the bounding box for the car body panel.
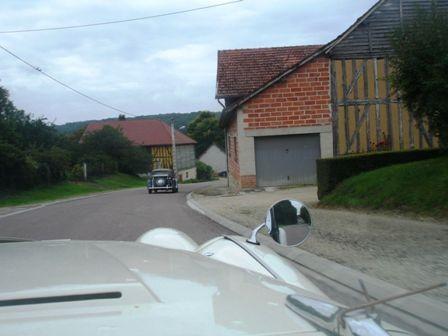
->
[137,228,198,251]
[136,229,326,297]
[197,236,326,297]
[0,240,329,335]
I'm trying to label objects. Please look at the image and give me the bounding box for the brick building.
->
[217,46,332,190]
[217,0,443,191]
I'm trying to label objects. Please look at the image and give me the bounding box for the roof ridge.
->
[218,44,322,53]
[84,118,196,145]
[89,119,159,124]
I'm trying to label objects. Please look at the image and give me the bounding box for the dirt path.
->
[193,186,448,303]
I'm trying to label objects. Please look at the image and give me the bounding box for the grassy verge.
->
[181,177,218,184]
[0,173,145,208]
[320,156,448,218]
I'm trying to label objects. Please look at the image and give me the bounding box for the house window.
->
[186,171,189,179]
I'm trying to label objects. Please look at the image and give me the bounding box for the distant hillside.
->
[55,111,220,134]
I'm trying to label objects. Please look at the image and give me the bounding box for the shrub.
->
[196,160,214,181]
[118,146,151,175]
[317,149,444,199]
[69,164,85,181]
[80,154,118,177]
[31,147,71,184]
[0,142,39,190]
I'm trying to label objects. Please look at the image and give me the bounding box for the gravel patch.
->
[193,186,448,303]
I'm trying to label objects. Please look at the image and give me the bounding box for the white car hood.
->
[0,240,326,336]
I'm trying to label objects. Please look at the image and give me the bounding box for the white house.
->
[199,144,226,174]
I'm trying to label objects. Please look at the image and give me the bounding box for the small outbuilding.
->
[198,144,226,175]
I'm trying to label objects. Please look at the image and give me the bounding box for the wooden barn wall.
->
[151,146,172,169]
[328,0,446,155]
[150,145,195,170]
[329,0,448,59]
[331,58,437,155]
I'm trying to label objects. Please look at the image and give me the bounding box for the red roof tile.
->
[84,119,196,146]
[216,45,322,98]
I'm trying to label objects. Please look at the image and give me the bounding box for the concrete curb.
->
[0,187,144,219]
[187,192,448,336]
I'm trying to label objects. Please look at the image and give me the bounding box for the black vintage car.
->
[147,169,178,193]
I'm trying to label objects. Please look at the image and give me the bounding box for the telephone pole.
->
[171,120,177,177]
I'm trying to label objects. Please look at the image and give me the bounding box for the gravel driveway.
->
[193,186,448,303]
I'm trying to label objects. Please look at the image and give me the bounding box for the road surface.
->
[0,180,442,335]
[0,182,234,243]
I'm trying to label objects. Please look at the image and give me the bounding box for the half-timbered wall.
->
[151,146,172,169]
[331,58,436,155]
[327,0,447,155]
[150,145,195,170]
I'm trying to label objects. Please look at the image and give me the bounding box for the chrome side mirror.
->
[247,199,312,247]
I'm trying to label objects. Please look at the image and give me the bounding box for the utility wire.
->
[0,0,243,34]
[0,44,137,117]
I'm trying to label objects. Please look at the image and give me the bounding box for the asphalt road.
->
[0,182,441,334]
[0,182,234,243]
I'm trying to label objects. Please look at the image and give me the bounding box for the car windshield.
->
[151,170,171,176]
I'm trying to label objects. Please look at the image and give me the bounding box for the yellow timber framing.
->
[330,58,437,155]
[151,145,173,169]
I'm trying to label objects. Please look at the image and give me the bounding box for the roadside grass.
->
[181,177,218,184]
[320,156,448,218]
[0,173,145,208]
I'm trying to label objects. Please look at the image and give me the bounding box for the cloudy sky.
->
[0,0,377,124]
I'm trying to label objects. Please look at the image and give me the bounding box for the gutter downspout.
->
[170,120,177,178]
[225,129,229,188]
[217,98,230,189]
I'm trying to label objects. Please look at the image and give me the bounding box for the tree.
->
[390,3,448,147]
[81,125,150,174]
[187,111,224,157]
[0,85,70,190]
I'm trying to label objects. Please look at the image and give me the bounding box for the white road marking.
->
[0,190,141,219]
[0,205,46,219]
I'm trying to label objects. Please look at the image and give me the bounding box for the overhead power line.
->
[0,44,137,117]
[0,0,243,34]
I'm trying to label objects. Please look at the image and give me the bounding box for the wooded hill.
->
[55,111,220,134]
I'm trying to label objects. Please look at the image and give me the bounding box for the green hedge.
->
[196,160,214,181]
[317,149,445,199]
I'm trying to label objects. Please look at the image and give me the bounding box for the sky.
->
[0,0,378,125]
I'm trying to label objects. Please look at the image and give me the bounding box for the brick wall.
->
[241,175,256,188]
[242,57,331,130]
[226,116,240,189]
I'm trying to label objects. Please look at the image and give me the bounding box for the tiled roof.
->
[84,119,196,146]
[216,45,322,98]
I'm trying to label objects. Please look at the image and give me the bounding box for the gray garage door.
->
[255,134,320,187]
